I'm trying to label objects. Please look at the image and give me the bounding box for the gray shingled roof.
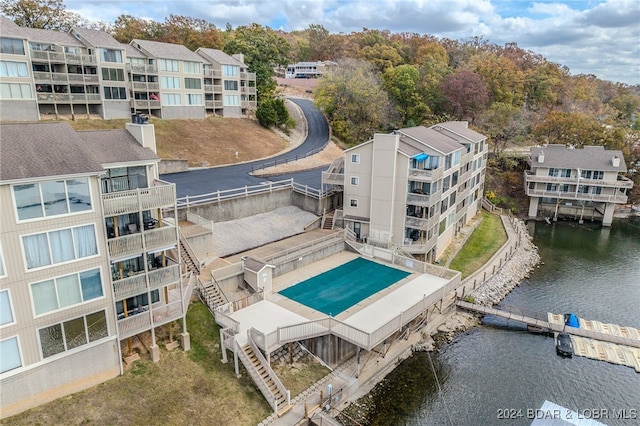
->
[131,39,203,62]
[0,122,103,182]
[196,48,244,66]
[124,43,146,58]
[0,18,84,46]
[72,27,122,49]
[531,145,627,172]
[76,130,159,165]
[243,256,272,272]
[433,121,486,143]
[399,127,463,154]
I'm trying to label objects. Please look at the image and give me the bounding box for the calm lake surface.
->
[365,218,640,426]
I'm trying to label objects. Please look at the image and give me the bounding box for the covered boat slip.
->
[229,252,455,353]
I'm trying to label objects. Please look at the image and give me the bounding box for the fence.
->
[251,144,328,173]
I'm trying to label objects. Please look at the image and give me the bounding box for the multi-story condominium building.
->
[0,17,257,121]
[196,48,257,117]
[284,61,337,78]
[323,122,488,261]
[0,119,192,418]
[525,144,633,226]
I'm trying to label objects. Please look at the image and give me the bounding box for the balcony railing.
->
[128,64,158,74]
[401,233,438,254]
[204,69,222,78]
[113,273,147,300]
[36,93,102,103]
[148,264,181,291]
[132,100,161,109]
[102,181,176,216]
[524,170,634,189]
[205,100,223,109]
[526,188,628,204]
[241,100,256,109]
[408,167,442,182]
[131,82,159,91]
[117,310,152,339]
[321,171,344,185]
[108,233,144,259]
[406,191,437,207]
[144,226,177,251]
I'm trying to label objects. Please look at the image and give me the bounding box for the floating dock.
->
[548,313,640,372]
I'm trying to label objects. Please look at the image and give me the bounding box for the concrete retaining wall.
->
[273,240,345,277]
[160,160,189,174]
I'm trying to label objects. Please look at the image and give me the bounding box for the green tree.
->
[382,64,429,126]
[1,0,84,30]
[470,53,525,106]
[315,59,396,145]
[161,15,222,50]
[476,102,528,155]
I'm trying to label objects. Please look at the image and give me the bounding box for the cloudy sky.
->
[66,0,639,85]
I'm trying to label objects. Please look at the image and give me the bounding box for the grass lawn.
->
[449,211,507,278]
[7,302,327,425]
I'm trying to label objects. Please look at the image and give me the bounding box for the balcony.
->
[321,171,344,185]
[525,187,628,204]
[36,93,102,104]
[401,234,437,254]
[102,180,176,216]
[128,64,158,74]
[242,100,257,109]
[132,100,161,109]
[117,296,188,339]
[408,167,442,182]
[131,82,159,91]
[240,71,256,80]
[204,69,222,78]
[406,191,435,207]
[148,264,181,291]
[525,170,634,190]
[205,100,223,109]
[107,225,176,258]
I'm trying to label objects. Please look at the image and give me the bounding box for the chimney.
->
[612,156,620,167]
[537,151,545,163]
[126,115,157,154]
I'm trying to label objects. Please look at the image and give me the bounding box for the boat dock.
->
[547,313,640,372]
[456,301,640,372]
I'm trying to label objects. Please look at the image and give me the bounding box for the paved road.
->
[160,98,329,199]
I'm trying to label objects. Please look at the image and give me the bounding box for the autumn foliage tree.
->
[438,70,489,121]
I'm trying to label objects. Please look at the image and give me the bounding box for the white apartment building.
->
[323,122,488,261]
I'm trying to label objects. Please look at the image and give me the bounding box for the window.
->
[440,200,448,214]
[129,57,145,66]
[103,86,126,100]
[546,183,559,192]
[442,176,451,192]
[162,93,181,105]
[161,76,180,89]
[184,77,201,89]
[0,61,29,77]
[224,94,239,106]
[444,154,452,170]
[186,94,202,105]
[0,37,25,55]
[561,169,571,178]
[31,268,103,316]
[350,176,359,186]
[101,166,147,193]
[1,337,22,373]
[101,68,124,81]
[13,178,91,221]
[223,65,238,76]
[439,218,447,235]
[159,59,179,72]
[38,310,108,359]
[183,61,200,74]
[449,192,457,208]
[548,168,560,177]
[98,48,122,63]
[0,243,5,278]
[0,82,32,99]
[351,154,360,164]
[224,80,238,91]
[581,170,604,180]
[22,224,97,270]
[350,199,358,207]
[452,150,461,167]
[1,290,14,326]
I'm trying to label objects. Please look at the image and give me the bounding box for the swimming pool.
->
[278,257,411,316]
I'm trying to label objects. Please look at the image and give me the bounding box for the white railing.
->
[236,340,281,414]
[102,182,175,216]
[184,211,214,238]
[112,273,147,300]
[117,310,152,339]
[262,231,344,268]
[107,233,143,258]
[148,264,181,290]
[144,226,177,250]
[247,331,290,408]
[408,167,442,181]
[525,188,628,203]
[321,171,344,185]
[210,262,243,282]
[151,300,183,326]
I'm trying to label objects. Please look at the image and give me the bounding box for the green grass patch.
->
[449,211,507,278]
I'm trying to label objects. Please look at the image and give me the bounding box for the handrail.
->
[178,227,201,274]
[236,339,280,414]
[261,231,344,267]
[247,330,290,406]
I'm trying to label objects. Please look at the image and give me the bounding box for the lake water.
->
[363,218,640,426]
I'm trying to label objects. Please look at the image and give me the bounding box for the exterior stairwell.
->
[179,238,200,275]
[201,279,227,308]
[238,339,292,417]
[322,211,334,230]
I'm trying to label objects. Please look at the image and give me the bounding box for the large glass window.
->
[101,166,147,193]
[103,86,127,100]
[162,93,181,105]
[223,94,239,106]
[32,269,103,316]
[38,310,108,359]
[13,178,91,221]
[1,290,14,326]
[0,60,29,77]
[22,224,97,270]
[0,244,5,277]
[101,68,125,81]
[159,59,179,72]
[183,61,200,74]
[223,65,238,76]
[161,76,180,89]
[184,77,201,89]
[0,337,22,373]
[224,80,238,91]
[186,94,202,105]
[99,48,123,63]
[0,82,32,99]
[0,37,25,55]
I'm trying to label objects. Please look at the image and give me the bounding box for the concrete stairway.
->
[323,211,334,230]
[242,345,292,416]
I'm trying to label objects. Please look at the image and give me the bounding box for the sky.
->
[65,0,640,85]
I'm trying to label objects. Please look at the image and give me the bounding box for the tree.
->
[1,0,84,30]
[470,52,525,106]
[315,59,396,145]
[358,43,403,72]
[382,64,429,126]
[438,70,489,121]
[161,15,222,51]
[256,97,291,129]
[223,23,291,102]
[476,102,528,155]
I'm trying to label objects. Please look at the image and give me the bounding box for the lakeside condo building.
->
[0,120,193,418]
[322,122,488,262]
[525,145,633,226]
[0,16,256,122]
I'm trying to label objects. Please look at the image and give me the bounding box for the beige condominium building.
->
[323,122,488,261]
[525,144,634,226]
[0,120,192,418]
[0,16,256,121]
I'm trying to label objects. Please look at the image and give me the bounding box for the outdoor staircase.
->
[201,279,227,308]
[241,345,292,417]
[179,239,200,275]
[323,211,334,230]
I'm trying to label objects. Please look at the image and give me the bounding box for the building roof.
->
[124,43,146,58]
[131,39,203,62]
[0,17,84,46]
[433,121,486,143]
[0,122,104,182]
[196,48,244,66]
[531,145,627,172]
[76,130,159,165]
[399,127,462,155]
[243,256,274,272]
[71,27,122,49]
